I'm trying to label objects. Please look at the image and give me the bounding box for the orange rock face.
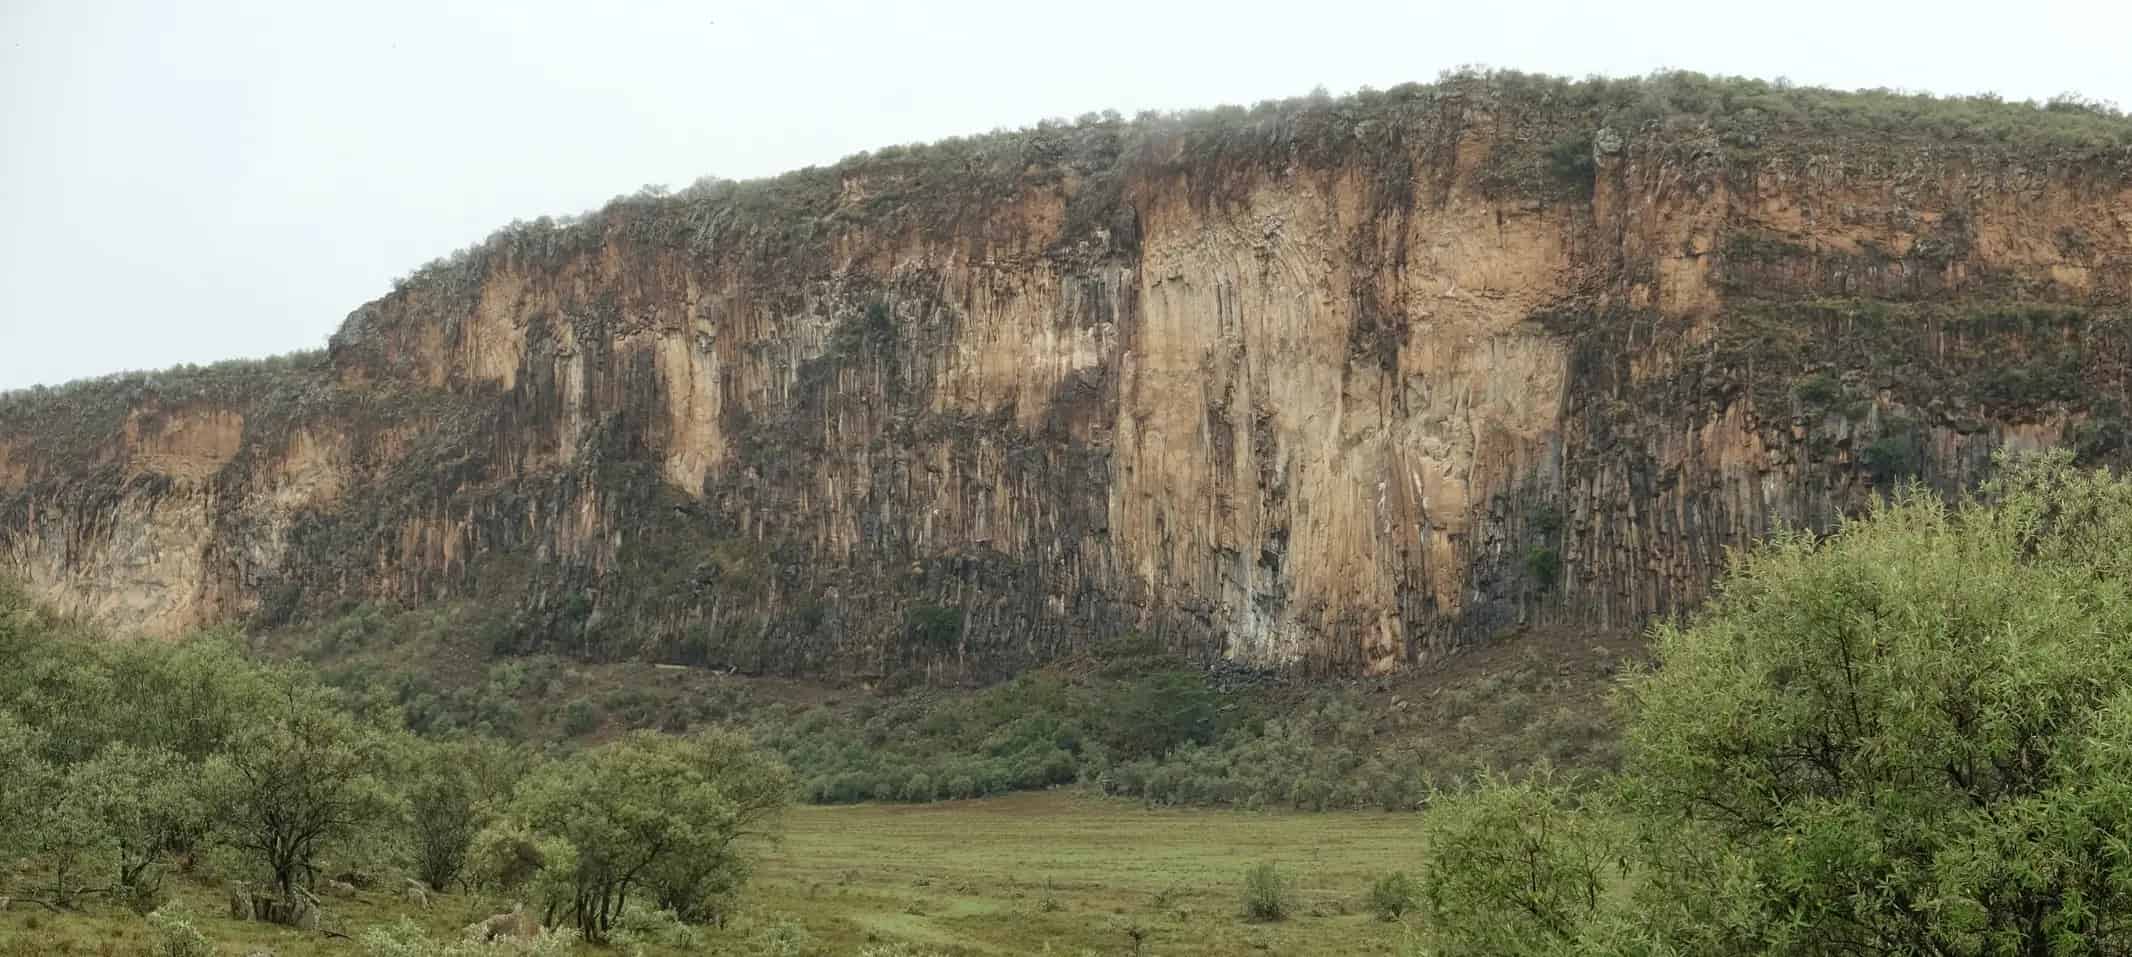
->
[3,79,2128,675]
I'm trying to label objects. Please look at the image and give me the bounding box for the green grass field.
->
[1,792,1431,956]
[752,792,1431,955]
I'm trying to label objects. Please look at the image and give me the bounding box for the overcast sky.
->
[3,0,2127,390]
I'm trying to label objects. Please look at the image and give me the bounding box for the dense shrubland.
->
[0,588,792,949]
[268,609,1628,811]
[1417,450,2132,955]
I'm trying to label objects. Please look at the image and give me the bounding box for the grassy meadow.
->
[754,793,1431,955]
[1,793,1429,956]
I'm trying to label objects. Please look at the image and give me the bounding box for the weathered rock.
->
[227,885,253,921]
[2,77,2128,677]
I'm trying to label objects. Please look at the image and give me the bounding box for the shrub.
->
[902,604,961,648]
[145,906,213,957]
[1524,547,1561,590]
[1240,861,1292,922]
[608,904,702,951]
[1546,132,1596,191]
[1417,773,1622,954]
[558,700,600,737]
[358,917,579,957]
[406,740,486,891]
[1611,453,2132,952]
[1417,451,2132,954]
[1368,870,1419,921]
[1789,372,1842,407]
[744,919,815,957]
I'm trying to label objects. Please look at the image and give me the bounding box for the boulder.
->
[227,885,254,921]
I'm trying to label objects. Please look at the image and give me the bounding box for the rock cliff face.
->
[4,74,2130,677]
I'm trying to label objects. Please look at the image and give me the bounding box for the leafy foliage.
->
[1416,772,1624,955]
[1367,870,1419,922]
[1419,451,2132,955]
[357,916,579,957]
[1240,862,1292,922]
[403,739,494,892]
[505,729,790,940]
[0,580,791,943]
[206,683,398,904]
[143,905,214,957]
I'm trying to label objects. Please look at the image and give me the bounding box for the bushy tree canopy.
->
[1422,452,2132,956]
[508,728,790,939]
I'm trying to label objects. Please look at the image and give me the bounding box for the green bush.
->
[1860,430,1922,484]
[358,917,580,956]
[559,699,600,737]
[145,906,213,957]
[609,904,703,951]
[1240,861,1292,922]
[1524,547,1561,590]
[1417,451,2132,954]
[1368,870,1419,921]
[743,918,815,957]
[902,604,961,648]
[1417,774,1622,954]
[1789,371,1842,407]
[509,728,791,940]
[1545,132,1596,191]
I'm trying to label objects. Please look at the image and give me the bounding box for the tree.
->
[71,744,207,902]
[1416,772,1624,955]
[403,738,505,892]
[207,683,395,912]
[508,729,790,939]
[642,728,791,923]
[0,714,102,907]
[0,712,49,869]
[1100,671,1217,760]
[104,633,270,762]
[1420,452,2132,955]
[1615,455,2132,954]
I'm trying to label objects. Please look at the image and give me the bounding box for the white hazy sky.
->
[3,0,2127,390]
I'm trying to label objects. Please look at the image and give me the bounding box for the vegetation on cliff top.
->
[0,350,330,472]
[9,67,2127,427]
[351,68,2132,338]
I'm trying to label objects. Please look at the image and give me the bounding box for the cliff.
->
[4,71,2130,677]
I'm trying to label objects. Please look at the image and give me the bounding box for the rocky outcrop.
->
[3,73,2129,676]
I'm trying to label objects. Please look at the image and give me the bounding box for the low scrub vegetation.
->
[1239,862,1292,922]
[272,609,1630,812]
[1367,870,1419,922]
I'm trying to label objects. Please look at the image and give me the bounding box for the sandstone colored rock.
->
[2,76,2127,676]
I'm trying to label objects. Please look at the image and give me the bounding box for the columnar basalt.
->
[4,74,2129,677]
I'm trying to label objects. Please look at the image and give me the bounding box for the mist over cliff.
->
[4,70,2129,678]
